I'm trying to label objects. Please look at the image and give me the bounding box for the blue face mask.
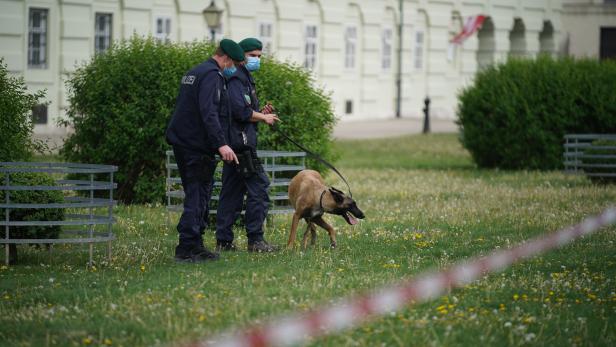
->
[245,56,261,72]
[223,65,237,77]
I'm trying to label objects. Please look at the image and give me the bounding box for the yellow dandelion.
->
[198,314,206,322]
[140,264,145,272]
[436,305,446,311]
[499,303,506,311]
[549,291,554,296]
[195,293,205,299]
[587,293,597,300]
[103,338,112,346]
[82,337,93,345]
[513,294,519,301]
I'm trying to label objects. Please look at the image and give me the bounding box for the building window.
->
[258,22,273,54]
[414,31,424,70]
[32,104,48,124]
[345,100,353,114]
[382,28,392,70]
[95,13,113,54]
[345,26,357,69]
[28,8,48,68]
[304,25,318,70]
[600,27,616,60]
[154,16,171,43]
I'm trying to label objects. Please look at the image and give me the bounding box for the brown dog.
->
[287,170,365,249]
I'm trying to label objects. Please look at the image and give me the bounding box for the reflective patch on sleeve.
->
[244,94,251,105]
[181,75,196,85]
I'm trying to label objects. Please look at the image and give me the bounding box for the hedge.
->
[457,56,616,170]
[0,58,45,162]
[61,36,336,204]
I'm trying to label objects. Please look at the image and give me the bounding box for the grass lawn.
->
[1,133,615,346]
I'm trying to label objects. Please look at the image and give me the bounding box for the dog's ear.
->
[329,187,345,204]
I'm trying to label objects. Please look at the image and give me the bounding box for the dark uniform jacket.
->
[226,65,259,150]
[166,58,229,154]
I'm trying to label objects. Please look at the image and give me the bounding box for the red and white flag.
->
[451,15,486,44]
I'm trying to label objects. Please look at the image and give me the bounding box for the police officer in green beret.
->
[166,38,245,262]
[216,38,280,252]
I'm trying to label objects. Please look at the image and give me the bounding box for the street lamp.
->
[203,0,223,43]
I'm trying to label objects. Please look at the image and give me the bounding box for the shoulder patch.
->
[181,75,196,85]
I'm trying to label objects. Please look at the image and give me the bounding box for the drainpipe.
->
[395,0,403,118]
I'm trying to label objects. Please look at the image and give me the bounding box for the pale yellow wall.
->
[0,0,566,137]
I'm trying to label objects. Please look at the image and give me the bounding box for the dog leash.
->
[271,124,353,198]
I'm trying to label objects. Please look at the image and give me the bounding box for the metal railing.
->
[563,134,616,178]
[165,150,305,216]
[1,162,117,266]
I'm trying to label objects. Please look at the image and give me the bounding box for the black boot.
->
[174,244,219,263]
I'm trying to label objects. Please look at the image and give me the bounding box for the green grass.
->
[2,133,615,347]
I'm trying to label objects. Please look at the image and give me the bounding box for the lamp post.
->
[203,0,223,43]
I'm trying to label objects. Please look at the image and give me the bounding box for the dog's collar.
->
[319,189,327,211]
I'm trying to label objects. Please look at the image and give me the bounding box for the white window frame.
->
[258,21,274,54]
[303,24,318,71]
[382,27,393,71]
[95,12,113,54]
[154,16,172,43]
[28,7,48,69]
[414,30,424,70]
[344,26,357,70]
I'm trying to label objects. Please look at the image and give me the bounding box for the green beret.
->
[239,38,263,52]
[219,39,245,62]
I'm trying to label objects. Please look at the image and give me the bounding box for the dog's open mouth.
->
[343,211,358,225]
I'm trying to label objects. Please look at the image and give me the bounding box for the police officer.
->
[166,39,245,263]
[215,38,280,253]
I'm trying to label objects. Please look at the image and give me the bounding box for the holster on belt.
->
[236,149,262,178]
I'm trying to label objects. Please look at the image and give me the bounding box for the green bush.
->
[61,36,336,204]
[457,56,616,170]
[0,58,46,161]
[0,172,64,240]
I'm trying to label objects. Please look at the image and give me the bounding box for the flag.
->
[451,15,486,45]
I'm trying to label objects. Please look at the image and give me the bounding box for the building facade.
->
[1,0,567,137]
[561,0,616,59]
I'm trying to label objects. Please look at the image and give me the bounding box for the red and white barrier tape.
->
[182,207,616,347]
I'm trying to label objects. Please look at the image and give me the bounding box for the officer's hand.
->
[218,145,239,164]
[261,103,274,114]
[262,113,280,126]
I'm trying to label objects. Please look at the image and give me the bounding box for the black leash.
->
[271,125,353,198]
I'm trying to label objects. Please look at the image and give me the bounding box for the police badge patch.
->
[181,75,196,85]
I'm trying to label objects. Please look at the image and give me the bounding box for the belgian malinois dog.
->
[287,170,365,249]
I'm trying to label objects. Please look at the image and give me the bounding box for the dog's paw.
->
[330,242,337,249]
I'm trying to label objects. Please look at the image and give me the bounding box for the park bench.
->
[165,150,305,216]
[563,134,616,180]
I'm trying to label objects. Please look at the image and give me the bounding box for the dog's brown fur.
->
[287,170,364,249]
